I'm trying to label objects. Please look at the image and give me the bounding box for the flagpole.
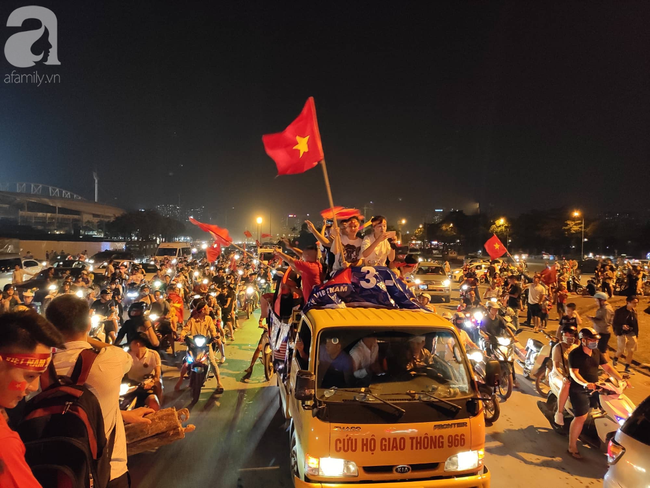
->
[320,159,345,264]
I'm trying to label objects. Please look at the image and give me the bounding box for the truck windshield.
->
[316,327,472,400]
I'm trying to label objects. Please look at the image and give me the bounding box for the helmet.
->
[420,293,431,301]
[578,327,600,340]
[23,289,35,297]
[560,324,577,335]
[593,292,608,301]
[140,284,150,291]
[128,301,148,317]
[486,301,499,309]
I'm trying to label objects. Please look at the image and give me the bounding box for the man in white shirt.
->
[127,336,162,411]
[527,275,547,332]
[12,265,26,285]
[361,216,396,267]
[350,336,381,379]
[46,294,153,488]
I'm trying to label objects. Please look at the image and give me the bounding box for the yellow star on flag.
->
[494,243,501,250]
[293,135,309,158]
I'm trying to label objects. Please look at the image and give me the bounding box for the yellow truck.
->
[277,307,494,487]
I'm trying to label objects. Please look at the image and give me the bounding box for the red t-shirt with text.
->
[0,413,42,488]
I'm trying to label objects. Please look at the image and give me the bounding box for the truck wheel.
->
[290,428,301,479]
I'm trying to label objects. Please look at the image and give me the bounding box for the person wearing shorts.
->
[527,275,546,332]
[567,327,625,459]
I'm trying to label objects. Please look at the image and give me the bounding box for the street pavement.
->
[128,280,650,488]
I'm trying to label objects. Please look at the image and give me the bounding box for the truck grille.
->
[363,462,439,474]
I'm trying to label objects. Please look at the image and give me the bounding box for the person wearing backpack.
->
[46,295,153,488]
[0,310,64,488]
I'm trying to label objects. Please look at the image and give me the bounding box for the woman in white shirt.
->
[361,215,396,267]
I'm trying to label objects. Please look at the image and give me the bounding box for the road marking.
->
[238,466,280,472]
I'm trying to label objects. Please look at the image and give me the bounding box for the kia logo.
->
[394,465,411,474]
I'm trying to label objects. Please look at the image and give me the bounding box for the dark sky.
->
[1,1,649,236]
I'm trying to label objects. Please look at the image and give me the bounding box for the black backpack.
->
[17,349,115,488]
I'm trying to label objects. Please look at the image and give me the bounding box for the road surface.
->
[129,280,650,488]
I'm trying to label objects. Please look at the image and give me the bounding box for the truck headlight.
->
[444,449,482,472]
[305,456,358,477]
[442,279,450,287]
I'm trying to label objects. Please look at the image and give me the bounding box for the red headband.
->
[0,352,52,372]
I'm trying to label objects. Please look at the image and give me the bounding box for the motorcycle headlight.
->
[234,254,240,260]
[253,259,259,265]
[473,311,484,321]
[305,456,358,478]
[444,450,482,472]
[127,292,138,298]
[193,294,201,299]
[194,271,199,277]
[91,315,101,326]
[442,279,450,287]
[193,336,207,347]
[238,270,243,276]
[259,279,266,284]
[209,292,216,297]
[153,280,162,288]
[41,261,47,266]
[490,297,498,303]
[172,259,177,264]
[468,350,484,362]
[246,286,254,295]
[48,284,57,291]
[75,290,84,298]
[497,337,511,346]
[414,278,421,285]
[149,314,159,322]
[202,279,208,284]
[462,285,468,290]
[464,321,472,328]
[119,383,131,396]
[176,283,183,289]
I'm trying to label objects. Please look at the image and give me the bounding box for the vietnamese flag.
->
[261,233,272,239]
[189,218,232,246]
[262,97,324,175]
[206,242,221,262]
[244,230,253,239]
[484,234,507,260]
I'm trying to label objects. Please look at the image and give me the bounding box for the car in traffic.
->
[413,261,451,302]
[15,264,109,303]
[89,250,135,265]
[604,395,650,488]
[0,254,46,290]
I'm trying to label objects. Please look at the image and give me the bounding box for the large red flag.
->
[261,233,272,239]
[262,97,324,175]
[189,217,232,246]
[320,207,362,221]
[244,230,253,239]
[484,234,507,260]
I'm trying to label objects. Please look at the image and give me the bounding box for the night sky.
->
[1,1,649,236]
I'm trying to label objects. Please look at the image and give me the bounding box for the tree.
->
[107,210,187,241]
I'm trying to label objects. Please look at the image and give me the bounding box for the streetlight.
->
[573,210,584,259]
[496,217,508,245]
[256,216,263,242]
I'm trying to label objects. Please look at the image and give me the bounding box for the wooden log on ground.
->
[125,407,190,444]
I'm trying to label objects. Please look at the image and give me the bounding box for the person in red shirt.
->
[274,245,323,303]
[0,311,64,488]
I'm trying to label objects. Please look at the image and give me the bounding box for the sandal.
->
[215,387,225,394]
[567,449,583,460]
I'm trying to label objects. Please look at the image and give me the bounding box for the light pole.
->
[573,210,584,258]
[256,216,263,242]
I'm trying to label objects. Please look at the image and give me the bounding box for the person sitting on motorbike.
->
[138,284,155,307]
[417,293,435,312]
[567,327,627,459]
[76,270,92,288]
[466,289,481,307]
[450,312,479,351]
[480,301,519,387]
[115,301,160,348]
[90,289,120,344]
[175,300,224,393]
[126,335,163,411]
[483,280,500,300]
[551,325,577,426]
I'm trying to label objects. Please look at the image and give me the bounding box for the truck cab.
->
[278,307,491,487]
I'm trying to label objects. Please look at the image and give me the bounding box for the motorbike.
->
[180,335,217,403]
[123,282,140,308]
[89,313,108,343]
[461,306,486,345]
[482,333,515,401]
[467,349,501,424]
[119,374,157,411]
[537,371,635,451]
[244,285,259,319]
[514,329,559,396]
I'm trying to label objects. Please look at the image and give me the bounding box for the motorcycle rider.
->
[480,301,519,387]
[138,284,155,307]
[567,327,626,459]
[114,302,160,348]
[176,300,224,393]
[551,324,578,426]
[126,335,163,411]
[90,289,119,344]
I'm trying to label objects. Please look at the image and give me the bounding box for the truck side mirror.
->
[484,360,501,387]
[295,370,315,401]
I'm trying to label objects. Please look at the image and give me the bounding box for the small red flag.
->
[206,242,221,262]
[189,218,232,246]
[484,234,507,260]
[261,233,272,239]
[262,97,324,175]
[320,207,362,221]
[244,230,253,239]
[255,240,261,247]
